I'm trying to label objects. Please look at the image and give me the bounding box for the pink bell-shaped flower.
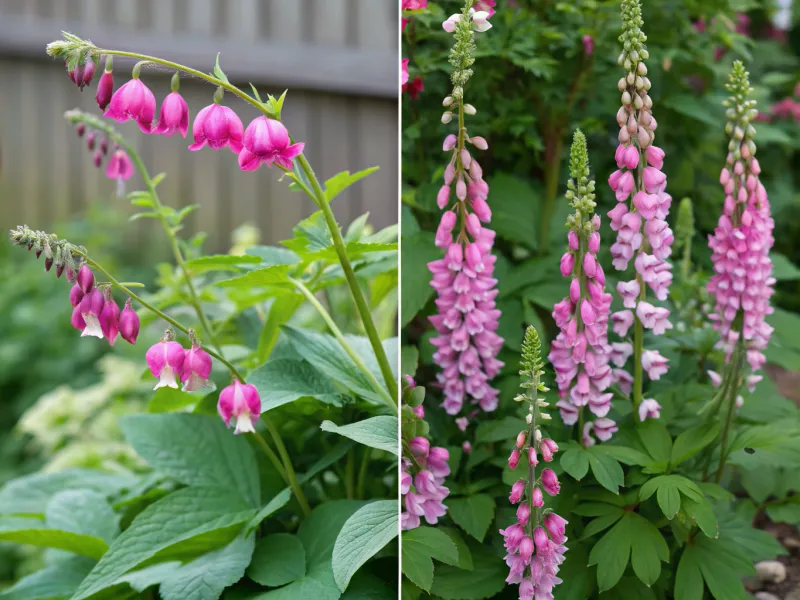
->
[104,77,157,133]
[79,288,105,338]
[96,66,114,110]
[119,298,140,345]
[146,338,185,390]
[99,290,121,345]
[105,150,134,181]
[217,380,262,434]
[238,117,305,171]
[182,344,213,391]
[68,57,95,90]
[77,264,94,294]
[154,91,189,137]
[188,103,244,153]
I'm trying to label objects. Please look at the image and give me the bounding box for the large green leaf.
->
[252,500,365,599]
[321,417,399,455]
[215,265,292,289]
[475,417,523,444]
[119,413,260,508]
[635,419,672,472]
[677,535,753,600]
[247,533,307,587]
[487,173,539,249]
[282,327,395,405]
[670,424,720,467]
[587,512,668,591]
[250,359,344,411]
[446,495,495,542]
[72,486,256,600]
[0,518,109,559]
[640,475,703,520]
[45,489,119,544]
[0,470,135,517]
[332,500,399,591]
[560,445,590,481]
[324,167,380,203]
[0,556,95,600]
[586,448,625,495]
[184,254,263,274]
[402,526,459,592]
[429,544,506,600]
[256,295,304,363]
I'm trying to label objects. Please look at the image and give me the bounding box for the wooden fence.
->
[0,0,398,251]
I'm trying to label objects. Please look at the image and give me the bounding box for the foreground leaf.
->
[429,544,506,600]
[45,489,119,544]
[321,417,399,455]
[332,500,399,591]
[250,359,344,412]
[120,413,260,507]
[248,533,306,587]
[0,556,95,600]
[446,495,495,542]
[71,486,256,600]
[402,526,459,592]
[0,518,109,559]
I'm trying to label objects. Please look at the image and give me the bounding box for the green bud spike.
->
[448,0,479,97]
[565,129,597,222]
[620,0,646,54]
[726,60,753,100]
[520,325,545,380]
[676,197,695,244]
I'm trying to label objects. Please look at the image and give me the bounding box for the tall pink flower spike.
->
[606,0,672,420]
[428,4,502,420]
[707,61,774,388]
[217,379,262,435]
[549,131,617,445]
[501,327,567,600]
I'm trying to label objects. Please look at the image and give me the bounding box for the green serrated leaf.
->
[446,495,495,542]
[250,358,344,412]
[402,527,459,592]
[332,500,398,591]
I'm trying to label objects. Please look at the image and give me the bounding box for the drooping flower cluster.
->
[549,131,618,445]
[58,50,303,173]
[428,1,503,419]
[707,61,775,378]
[401,377,451,530]
[72,119,133,193]
[501,327,567,600]
[606,0,672,420]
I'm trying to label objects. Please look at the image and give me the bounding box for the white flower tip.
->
[154,368,178,390]
[234,414,255,435]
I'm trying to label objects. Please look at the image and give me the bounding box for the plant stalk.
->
[263,416,311,516]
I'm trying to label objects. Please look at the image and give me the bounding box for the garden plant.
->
[402,0,800,599]
[0,33,399,600]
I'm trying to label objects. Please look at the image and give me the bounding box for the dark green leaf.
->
[324,167,380,203]
[446,495,495,542]
[321,417,399,455]
[402,527,459,592]
[250,359,343,412]
[248,533,306,587]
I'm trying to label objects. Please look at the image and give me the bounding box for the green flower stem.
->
[294,154,398,404]
[123,145,223,354]
[251,431,288,482]
[356,447,370,499]
[289,277,397,412]
[263,416,311,516]
[92,47,398,405]
[714,342,745,484]
[73,250,244,381]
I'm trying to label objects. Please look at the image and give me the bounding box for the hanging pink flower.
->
[119,299,140,345]
[104,78,157,133]
[189,103,244,153]
[105,150,134,181]
[218,379,262,435]
[96,69,114,110]
[79,288,105,339]
[238,117,305,171]
[67,57,95,90]
[154,91,190,137]
[182,345,213,392]
[145,339,185,390]
[99,290,120,345]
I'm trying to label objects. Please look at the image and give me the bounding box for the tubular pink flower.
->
[96,70,114,110]
[77,265,94,294]
[105,150,134,181]
[428,26,503,418]
[99,290,120,345]
[71,305,86,331]
[707,63,775,385]
[104,78,156,133]
[509,480,525,504]
[638,398,662,421]
[79,288,105,338]
[217,379,262,434]
[154,91,190,137]
[145,339,185,390]
[182,345,213,391]
[69,283,84,307]
[541,469,560,496]
[239,116,305,171]
[641,349,669,380]
[119,299,140,345]
[189,104,244,153]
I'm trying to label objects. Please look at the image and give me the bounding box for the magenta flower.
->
[71,305,86,332]
[77,265,94,294]
[641,349,669,380]
[68,57,95,90]
[119,299,139,345]
[99,290,120,345]
[154,91,189,138]
[509,480,525,504]
[218,379,262,434]
[401,58,410,87]
[582,34,594,56]
[189,104,244,153]
[105,150,134,181]
[96,69,114,110]
[181,345,213,392]
[69,283,84,307]
[104,78,157,133]
[146,339,185,390]
[79,288,105,338]
[238,117,305,171]
[541,469,560,496]
[473,0,496,17]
